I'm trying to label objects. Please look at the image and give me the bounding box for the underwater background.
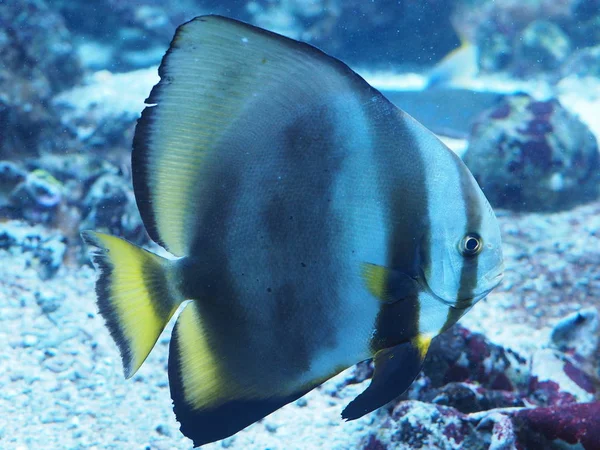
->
[1,0,599,449]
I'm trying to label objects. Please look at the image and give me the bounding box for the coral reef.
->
[516,20,571,73]
[9,170,63,225]
[0,0,82,160]
[55,0,197,71]
[246,0,458,68]
[0,161,27,209]
[53,69,158,152]
[453,0,600,79]
[464,93,600,211]
[79,173,145,244]
[50,0,461,72]
[561,45,600,78]
[0,154,145,254]
[352,323,600,449]
[1,162,65,224]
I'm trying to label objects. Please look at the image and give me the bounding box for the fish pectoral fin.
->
[361,263,419,303]
[341,334,432,420]
[169,301,312,447]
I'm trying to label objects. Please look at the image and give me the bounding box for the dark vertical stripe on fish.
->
[368,102,430,353]
[449,167,483,326]
[257,101,344,374]
[181,100,347,386]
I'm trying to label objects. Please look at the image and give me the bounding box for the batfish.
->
[82,15,504,447]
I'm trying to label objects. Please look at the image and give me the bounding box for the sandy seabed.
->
[1,196,599,449]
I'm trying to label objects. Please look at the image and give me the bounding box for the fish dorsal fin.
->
[133,15,380,256]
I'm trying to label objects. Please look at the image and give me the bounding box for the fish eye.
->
[460,233,483,257]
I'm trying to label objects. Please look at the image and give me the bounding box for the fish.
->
[81,15,504,447]
[426,33,479,88]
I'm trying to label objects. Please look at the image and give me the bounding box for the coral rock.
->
[550,307,600,359]
[79,174,145,244]
[529,348,595,405]
[389,401,479,449]
[513,402,600,450]
[464,94,600,211]
[517,20,571,72]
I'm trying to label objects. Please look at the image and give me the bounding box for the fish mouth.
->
[418,268,504,309]
[469,270,504,299]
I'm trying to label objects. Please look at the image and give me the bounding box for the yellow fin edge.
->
[175,301,225,409]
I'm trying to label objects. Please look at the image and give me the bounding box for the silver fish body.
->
[82,15,503,447]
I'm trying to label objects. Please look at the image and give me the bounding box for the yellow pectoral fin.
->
[361,263,420,303]
[361,263,392,302]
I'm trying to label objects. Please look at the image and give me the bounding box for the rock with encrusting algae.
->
[9,170,63,224]
[341,324,530,413]
[529,348,596,407]
[420,381,524,414]
[512,402,600,450]
[422,324,529,394]
[463,93,600,211]
[353,318,600,449]
[516,20,571,73]
[550,308,599,359]
[387,401,481,449]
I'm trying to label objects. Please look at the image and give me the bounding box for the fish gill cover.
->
[0,1,599,450]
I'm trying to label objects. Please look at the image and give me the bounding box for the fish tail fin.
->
[81,230,184,378]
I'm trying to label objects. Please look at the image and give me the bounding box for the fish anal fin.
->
[173,391,312,447]
[169,301,223,410]
[169,301,313,446]
[341,334,432,420]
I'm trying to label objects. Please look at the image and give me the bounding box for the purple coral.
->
[514,402,600,450]
[563,361,597,394]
